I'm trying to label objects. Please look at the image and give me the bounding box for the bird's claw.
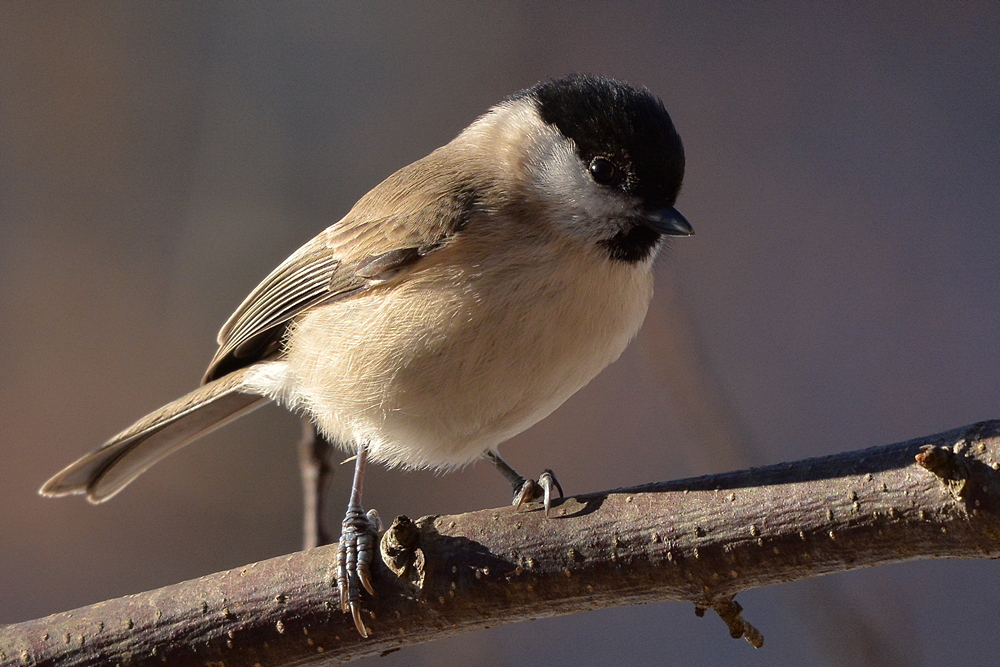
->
[337,507,381,637]
[513,469,564,516]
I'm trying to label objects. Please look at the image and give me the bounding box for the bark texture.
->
[5,420,1000,666]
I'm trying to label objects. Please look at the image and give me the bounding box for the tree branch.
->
[6,421,1000,666]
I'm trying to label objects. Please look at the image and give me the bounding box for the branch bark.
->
[6,420,1000,666]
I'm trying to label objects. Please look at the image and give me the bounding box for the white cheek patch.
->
[528,124,636,243]
[463,100,638,245]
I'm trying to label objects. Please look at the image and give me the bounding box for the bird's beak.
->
[641,207,694,236]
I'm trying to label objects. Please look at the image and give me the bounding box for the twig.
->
[298,420,336,550]
[5,420,1000,666]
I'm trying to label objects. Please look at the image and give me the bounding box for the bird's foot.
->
[337,507,382,637]
[512,469,564,517]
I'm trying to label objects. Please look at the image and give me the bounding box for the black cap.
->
[514,74,685,210]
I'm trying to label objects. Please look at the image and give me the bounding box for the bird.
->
[40,73,692,637]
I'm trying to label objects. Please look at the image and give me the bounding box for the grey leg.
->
[298,420,335,550]
[336,444,381,637]
[485,450,563,516]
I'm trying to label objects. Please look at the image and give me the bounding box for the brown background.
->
[2,3,999,665]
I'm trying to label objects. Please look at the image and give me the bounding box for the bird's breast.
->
[284,236,655,470]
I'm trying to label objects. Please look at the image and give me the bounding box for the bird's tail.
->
[40,367,270,503]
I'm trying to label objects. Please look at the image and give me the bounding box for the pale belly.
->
[271,248,654,470]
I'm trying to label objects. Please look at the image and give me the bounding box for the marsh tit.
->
[41,74,692,636]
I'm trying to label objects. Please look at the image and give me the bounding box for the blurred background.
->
[2,2,999,665]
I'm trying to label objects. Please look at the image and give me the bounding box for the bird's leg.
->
[336,443,381,637]
[298,420,335,550]
[485,450,563,517]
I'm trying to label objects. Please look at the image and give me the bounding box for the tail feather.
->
[40,368,270,503]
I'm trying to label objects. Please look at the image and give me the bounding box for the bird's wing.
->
[204,151,477,382]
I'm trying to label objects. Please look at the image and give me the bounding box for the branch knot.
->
[915,444,970,500]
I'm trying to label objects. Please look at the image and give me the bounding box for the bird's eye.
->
[589,157,621,186]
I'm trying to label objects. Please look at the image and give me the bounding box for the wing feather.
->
[202,147,479,383]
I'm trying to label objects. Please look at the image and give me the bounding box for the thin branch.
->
[5,421,1000,666]
[298,419,336,550]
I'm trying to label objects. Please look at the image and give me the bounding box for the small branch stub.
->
[701,597,764,649]
[915,444,970,500]
[380,514,425,589]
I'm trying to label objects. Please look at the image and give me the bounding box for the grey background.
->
[2,3,999,665]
